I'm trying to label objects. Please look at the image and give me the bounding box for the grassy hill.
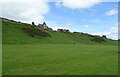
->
[2,17,117,45]
[2,17,118,75]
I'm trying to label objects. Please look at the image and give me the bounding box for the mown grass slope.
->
[3,44,118,75]
[2,18,117,45]
[2,18,118,75]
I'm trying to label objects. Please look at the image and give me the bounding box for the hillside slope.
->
[2,18,117,45]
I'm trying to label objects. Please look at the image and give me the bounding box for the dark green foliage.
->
[73,32,85,34]
[32,22,35,26]
[102,35,107,38]
[73,32,79,34]
[23,27,51,37]
[91,37,106,43]
[73,32,100,38]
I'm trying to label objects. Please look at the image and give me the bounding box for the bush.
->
[91,37,106,43]
[73,32,84,35]
[102,35,106,38]
[32,22,35,26]
[23,27,51,37]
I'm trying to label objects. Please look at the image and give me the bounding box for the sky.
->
[0,0,119,40]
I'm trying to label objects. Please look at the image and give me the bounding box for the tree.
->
[66,29,70,32]
[102,35,106,38]
[32,22,35,26]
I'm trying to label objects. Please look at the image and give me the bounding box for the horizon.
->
[0,0,119,40]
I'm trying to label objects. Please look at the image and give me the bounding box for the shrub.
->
[32,22,35,26]
[23,27,51,37]
[73,32,84,35]
[102,35,107,38]
[91,37,106,43]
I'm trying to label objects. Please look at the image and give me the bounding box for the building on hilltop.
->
[38,22,48,29]
[38,22,53,31]
[38,22,70,32]
[57,29,70,32]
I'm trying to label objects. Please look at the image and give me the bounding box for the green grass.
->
[0,18,2,76]
[2,18,117,45]
[2,18,118,75]
[3,44,118,75]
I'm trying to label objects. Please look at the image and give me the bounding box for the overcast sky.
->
[0,0,119,40]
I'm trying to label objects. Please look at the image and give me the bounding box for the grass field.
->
[2,18,117,45]
[3,44,118,75]
[2,18,118,75]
